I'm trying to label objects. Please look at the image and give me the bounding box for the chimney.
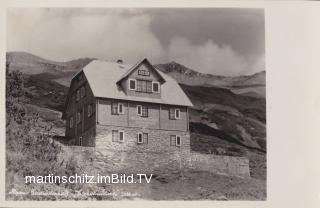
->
[117,59,123,64]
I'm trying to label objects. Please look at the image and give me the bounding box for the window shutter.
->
[143,133,148,144]
[170,135,176,146]
[169,108,175,120]
[146,81,152,93]
[112,130,118,142]
[111,102,118,115]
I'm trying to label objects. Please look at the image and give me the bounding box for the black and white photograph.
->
[5,8,266,200]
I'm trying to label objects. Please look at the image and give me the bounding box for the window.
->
[137,105,148,117]
[137,133,148,144]
[111,102,118,115]
[152,82,160,93]
[137,105,142,116]
[79,136,83,146]
[137,80,152,93]
[128,79,136,90]
[170,135,181,147]
[69,117,73,129]
[141,106,148,117]
[88,104,93,117]
[137,133,143,144]
[176,135,181,146]
[118,103,124,114]
[76,90,80,102]
[169,108,175,120]
[119,131,124,142]
[81,86,86,98]
[175,109,181,119]
[112,130,124,143]
[77,112,81,124]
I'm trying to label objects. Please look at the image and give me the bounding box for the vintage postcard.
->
[1,1,320,208]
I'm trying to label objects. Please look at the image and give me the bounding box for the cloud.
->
[7,8,264,76]
[7,8,165,63]
[166,37,260,76]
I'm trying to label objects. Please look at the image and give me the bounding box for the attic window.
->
[129,79,136,90]
[137,80,152,93]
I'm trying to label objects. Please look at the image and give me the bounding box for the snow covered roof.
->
[81,59,193,107]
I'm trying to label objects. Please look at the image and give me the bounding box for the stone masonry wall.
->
[95,124,190,153]
[64,125,250,178]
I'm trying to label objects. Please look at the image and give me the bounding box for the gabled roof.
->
[80,59,193,107]
[116,58,166,84]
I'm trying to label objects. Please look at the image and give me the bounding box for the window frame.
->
[137,132,143,144]
[119,130,125,142]
[152,81,160,93]
[176,135,181,146]
[118,103,124,114]
[128,79,137,90]
[175,108,181,119]
[137,105,142,116]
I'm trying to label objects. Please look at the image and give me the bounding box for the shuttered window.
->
[169,108,175,120]
[170,135,176,146]
[137,133,148,144]
[112,130,118,142]
[111,102,118,115]
[170,135,181,147]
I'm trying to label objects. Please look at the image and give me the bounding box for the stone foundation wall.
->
[66,146,250,178]
[95,125,190,153]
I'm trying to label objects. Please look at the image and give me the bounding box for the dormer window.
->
[152,81,160,93]
[128,79,136,90]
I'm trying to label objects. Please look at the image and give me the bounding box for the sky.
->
[7,8,265,76]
